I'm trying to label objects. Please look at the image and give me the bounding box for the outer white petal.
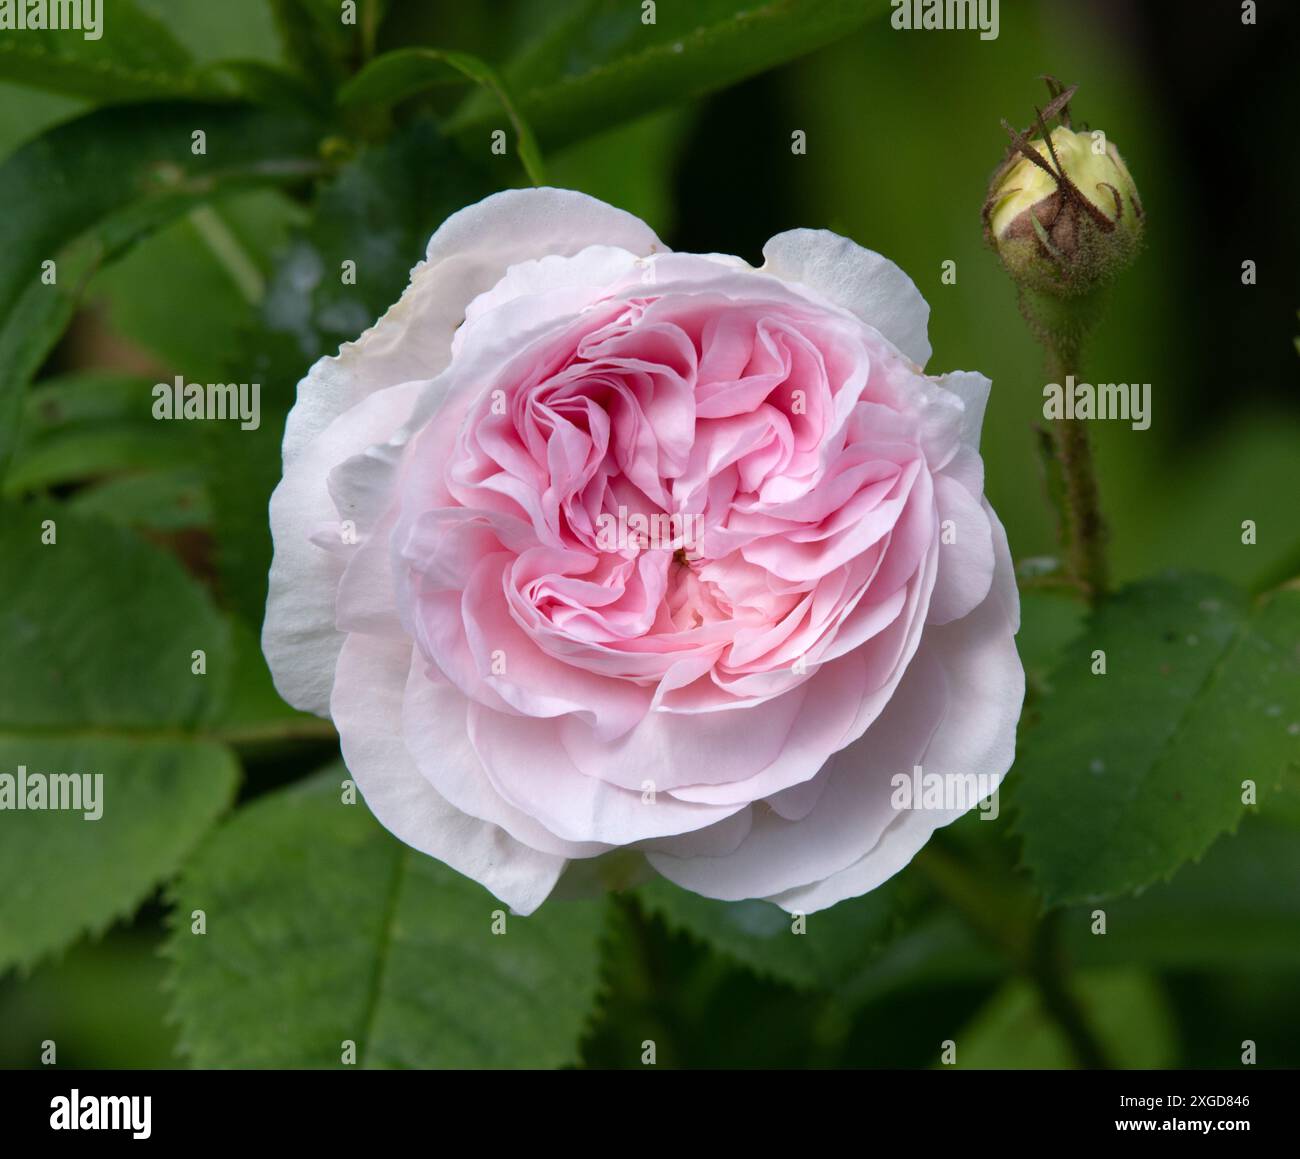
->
[934,369,991,450]
[332,632,567,915]
[760,229,932,367]
[264,380,424,715]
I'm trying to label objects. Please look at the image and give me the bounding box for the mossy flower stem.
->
[1023,286,1110,603]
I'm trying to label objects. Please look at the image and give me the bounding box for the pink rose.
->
[263,189,1023,915]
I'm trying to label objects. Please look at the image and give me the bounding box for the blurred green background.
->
[0,0,1296,1069]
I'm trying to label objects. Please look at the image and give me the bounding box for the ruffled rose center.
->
[404,286,937,712]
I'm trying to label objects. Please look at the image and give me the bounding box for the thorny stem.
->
[1024,286,1111,602]
[1045,337,1109,602]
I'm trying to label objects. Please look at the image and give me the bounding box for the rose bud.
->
[983,83,1143,298]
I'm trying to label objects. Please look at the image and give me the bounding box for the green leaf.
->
[13,373,218,531]
[950,970,1176,1069]
[0,511,232,728]
[1014,575,1300,905]
[0,0,222,101]
[66,470,212,533]
[18,371,155,429]
[166,769,606,1067]
[0,1,315,110]
[0,102,325,482]
[0,80,84,157]
[1068,813,1300,971]
[133,0,281,67]
[4,428,197,496]
[267,0,348,101]
[0,736,238,976]
[6,372,200,496]
[0,508,239,972]
[450,0,888,149]
[201,332,303,627]
[340,48,545,184]
[196,59,332,115]
[637,874,913,993]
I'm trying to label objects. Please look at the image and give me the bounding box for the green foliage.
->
[638,876,910,992]
[0,0,220,101]
[1068,814,1300,971]
[951,970,1176,1069]
[0,81,83,158]
[341,48,545,183]
[267,0,350,97]
[90,191,305,376]
[0,737,238,976]
[1015,576,1300,905]
[0,101,323,480]
[451,0,888,148]
[133,0,282,67]
[0,932,181,1066]
[7,372,198,496]
[639,873,1012,1019]
[0,0,330,110]
[0,510,239,972]
[0,509,231,727]
[66,470,212,533]
[1016,585,1087,703]
[167,770,606,1067]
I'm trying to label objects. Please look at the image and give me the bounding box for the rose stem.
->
[1025,285,1111,602]
[1045,343,1109,601]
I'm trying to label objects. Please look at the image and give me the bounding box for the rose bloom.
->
[264,189,1023,915]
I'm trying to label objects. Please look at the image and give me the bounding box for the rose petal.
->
[760,229,932,368]
[332,633,567,915]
